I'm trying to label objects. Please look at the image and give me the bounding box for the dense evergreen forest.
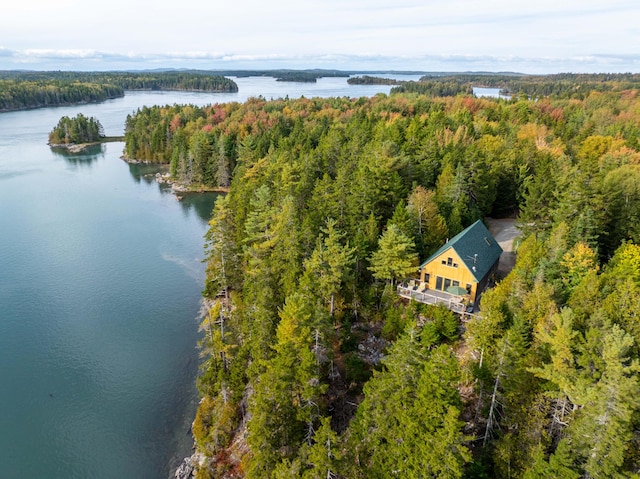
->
[48,113,104,145]
[0,78,123,112]
[0,71,237,111]
[347,75,401,85]
[215,69,350,80]
[125,80,640,478]
[392,72,640,99]
[274,72,319,83]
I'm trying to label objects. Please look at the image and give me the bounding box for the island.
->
[48,113,123,152]
[347,75,402,85]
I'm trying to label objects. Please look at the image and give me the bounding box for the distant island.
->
[347,75,403,85]
[219,69,350,80]
[48,113,123,152]
[275,72,318,83]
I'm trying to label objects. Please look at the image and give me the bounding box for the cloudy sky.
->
[1,0,639,73]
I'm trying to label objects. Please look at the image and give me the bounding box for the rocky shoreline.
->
[121,155,229,196]
[174,451,208,479]
[154,172,230,196]
[48,136,124,153]
[48,142,101,153]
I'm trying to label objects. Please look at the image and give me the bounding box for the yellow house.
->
[418,220,502,305]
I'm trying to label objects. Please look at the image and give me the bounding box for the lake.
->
[0,75,408,478]
[473,86,511,99]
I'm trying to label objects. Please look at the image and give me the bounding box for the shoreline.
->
[49,136,124,153]
[155,172,231,195]
[120,155,230,195]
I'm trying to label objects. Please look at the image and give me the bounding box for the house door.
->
[444,278,451,290]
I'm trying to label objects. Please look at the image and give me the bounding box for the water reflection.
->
[126,162,219,223]
[50,143,105,168]
[127,162,169,185]
[178,192,220,224]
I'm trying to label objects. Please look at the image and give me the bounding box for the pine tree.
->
[368,224,419,291]
[570,325,640,478]
[303,219,355,318]
[301,416,343,479]
[407,185,448,257]
[346,336,470,478]
[246,293,326,478]
[523,440,579,479]
[203,195,240,300]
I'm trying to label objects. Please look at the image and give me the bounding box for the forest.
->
[122,78,640,478]
[347,75,402,85]
[215,69,350,80]
[393,73,640,99]
[48,113,104,145]
[0,78,123,112]
[0,71,238,111]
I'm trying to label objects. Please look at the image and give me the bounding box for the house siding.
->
[473,260,499,305]
[419,248,480,302]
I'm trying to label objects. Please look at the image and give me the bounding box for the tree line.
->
[0,79,123,112]
[122,83,640,478]
[347,75,401,85]
[48,113,104,145]
[0,71,238,111]
[390,72,640,99]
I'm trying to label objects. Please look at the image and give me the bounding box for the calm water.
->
[0,75,401,478]
[473,86,510,99]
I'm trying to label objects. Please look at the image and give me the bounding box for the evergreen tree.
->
[407,185,449,257]
[203,195,240,299]
[368,224,419,290]
[302,219,355,318]
[346,338,470,478]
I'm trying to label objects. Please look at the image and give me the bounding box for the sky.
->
[1,0,639,73]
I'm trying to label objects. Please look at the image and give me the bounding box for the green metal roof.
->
[420,219,503,282]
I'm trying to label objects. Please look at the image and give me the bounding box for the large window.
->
[436,276,461,291]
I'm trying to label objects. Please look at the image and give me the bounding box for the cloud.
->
[0,47,639,74]
[0,47,15,58]
[23,49,104,59]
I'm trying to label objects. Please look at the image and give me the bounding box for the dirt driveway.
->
[485,217,520,279]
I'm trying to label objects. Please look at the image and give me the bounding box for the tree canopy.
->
[127,78,640,478]
[0,71,237,111]
[48,113,104,145]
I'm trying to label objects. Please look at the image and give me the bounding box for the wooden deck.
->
[397,284,481,321]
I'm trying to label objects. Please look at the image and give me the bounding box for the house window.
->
[453,263,458,268]
[444,278,451,290]
[466,284,472,293]
[441,260,446,265]
[424,273,430,284]
[447,257,453,266]
[453,280,460,287]
[435,276,443,290]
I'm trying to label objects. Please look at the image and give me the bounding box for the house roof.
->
[420,219,503,282]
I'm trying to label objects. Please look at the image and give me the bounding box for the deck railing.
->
[397,285,481,321]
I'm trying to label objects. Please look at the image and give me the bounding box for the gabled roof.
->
[420,219,503,282]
